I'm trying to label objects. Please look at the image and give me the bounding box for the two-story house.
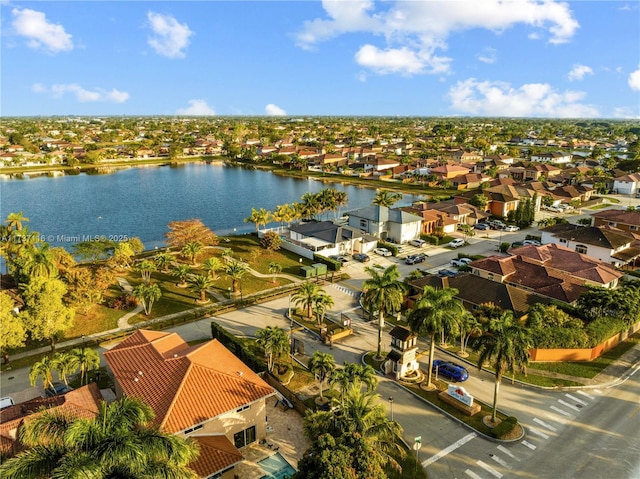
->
[104,330,276,479]
[612,173,640,196]
[346,205,422,244]
[591,209,640,233]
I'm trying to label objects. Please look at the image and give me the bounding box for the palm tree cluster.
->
[0,397,199,479]
[29,348,101,390]
[291,282,335,324]
[256,326,290,373]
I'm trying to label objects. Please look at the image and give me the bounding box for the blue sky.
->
[2,1,639,118]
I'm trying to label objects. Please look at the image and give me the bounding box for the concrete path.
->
[116,277,144,329]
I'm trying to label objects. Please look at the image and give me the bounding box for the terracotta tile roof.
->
[104,330,275,434]
[591,208,640,227]
[189,434,244,478]
[0,384,102,458]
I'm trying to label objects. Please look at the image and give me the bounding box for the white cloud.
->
[448,78,599,118]
[296,0,578,75]
[12,8,73,53]
[176,100,215,116]
[629,67,640,91]
[568,64,593,81]
[477,47,497,64]
[265,104,287,116]
[33,83,130,103]
[612,107,639,119]
[146,11,193,59]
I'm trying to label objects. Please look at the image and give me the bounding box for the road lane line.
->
[576,390,595,400]
[550,405,572,417]
[565,393,588,406]
[533,417,558,432]
[522,440,537,450]
[529,426,550,439]
[477,460,503,478]
[465,469,483,479]
[490,454,511,469]
[558,399,581,412]
[593,389,603,394]
[497,445,520,461]
[422,432,477,467]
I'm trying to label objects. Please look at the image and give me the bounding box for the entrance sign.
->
[447,384,474,407]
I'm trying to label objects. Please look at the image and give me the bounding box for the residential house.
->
[346,205,422,244]
[541,223,640,267]
[612,173,640,196]
[430,163,471,181]
[591,209,640,233]
[450,150,483,163]
[287,220,373,255]
[104,330,276,479]
[455,184,541,218]
[469,244,623,303]
[507,163,562,181]
[450,172,491,190]
[531,152,572,164]
[0,384,103,459]
[400,203,456,236]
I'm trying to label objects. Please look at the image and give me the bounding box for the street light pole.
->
[389,396,394,421]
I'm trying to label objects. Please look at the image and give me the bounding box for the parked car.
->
[451,257,472,267]
[438,269,459,277]
[489,220,506,230]
[432,360,469,382]
[409,239,427,248]
[523,239,541,246]
[503,225,520,232]
[545,205,563,213]
[448,238,465,248]
[352,253,370,262]
[45,382,73,398]
[0,397,15,410]
[373,247,392,257]
[329,255,349,264]
[405,253,427,265]
[511,241,525,249]
[473,223,490,230]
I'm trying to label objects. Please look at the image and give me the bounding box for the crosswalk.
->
[330,283,360,298]
[455,389,601,478]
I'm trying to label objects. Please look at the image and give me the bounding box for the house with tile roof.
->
[0,383,103,459]
[346,205,423,244]
[104,330,275,479]
[591,208,640,233]
[531,152,572,164]
[612,173,640,195]
[540,223,640,268]
[468,244,622,304]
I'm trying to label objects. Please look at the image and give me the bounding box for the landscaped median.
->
[363,352,525,442]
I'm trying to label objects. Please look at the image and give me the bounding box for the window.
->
[184,424,203,435]
[608,222,617,227]
[233,426,256,449]
[631,226,638,231]
[236,405,250,413]
[360,219,367,228]
[575,244,588,254]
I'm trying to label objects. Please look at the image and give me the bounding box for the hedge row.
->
[530,315,627,349]
[210,320,266,373]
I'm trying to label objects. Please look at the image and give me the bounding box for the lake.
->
[1,163,426,250]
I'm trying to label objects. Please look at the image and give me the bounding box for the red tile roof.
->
[189,434,244,478]
[104,330,274,434]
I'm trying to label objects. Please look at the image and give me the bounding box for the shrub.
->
[585,316,627,347]
[313,254,341,271]
[108,293,138,310]
[490,416,519,438]
[377,240,398,256]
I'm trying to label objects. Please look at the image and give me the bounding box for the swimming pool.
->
[259,452,296,479]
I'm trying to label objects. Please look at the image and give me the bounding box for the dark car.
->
[329,255,349,264]
[405,253,427,265]
[432,360,469,382]
[45,382,73,397]
[473,222,489,230]
[438,269,459,277]
[353,253,370,262]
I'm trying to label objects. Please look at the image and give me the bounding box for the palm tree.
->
[312,291,335,325]
[469,311,532,422]
[362,265,407,359]
[308,351,336,401]
[131,283,162,316]
[300,192,321,220]
[181,241,203,265]
[224,260,248,294]
[407,285,465,388]
[255,326,289,373]
[22,243,58,279]
[171,263,192,287]
[372,191,402,207]
[244,207,272,232]
[330,189,348,219]
[153,251,174,273]
[4,211,29,231]
[458,312,482,357]
[187,274,214,303]
[268,261,282,284]
[68,347,101,386]
[330,362,378,405]
[51,351,77,386]
[29,356,55,390]
[202,257,223,280]
[136,259,157,284]
[292,282,321,319]
[272,203,296,227]
[0,397,199,479]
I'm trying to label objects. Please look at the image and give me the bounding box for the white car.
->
[373,247,392,257]
[448,238,465,248]
[504,225,520,232]
[409,239,427,248]
[451,258,472,267]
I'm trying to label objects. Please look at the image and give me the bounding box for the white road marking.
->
[533,417,558,432]
[529,426,550,439]
[558,399,581,412]
[550,405,572,417]
[422,432,477,467]
[497,445,520,461]
[522,440,537,450]
[576,390,595,400]
[593,389,603,394]
[465,469,483,479]
[565,393,587,406]
[477,460,503,478]
[490,454,511,469]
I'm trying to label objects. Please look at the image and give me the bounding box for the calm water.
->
[1,164,425,250]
